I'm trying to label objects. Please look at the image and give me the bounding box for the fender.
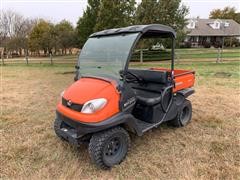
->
[56,111,143,138]
[177,88,195,98]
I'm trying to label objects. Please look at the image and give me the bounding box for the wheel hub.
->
[105,137,121,156]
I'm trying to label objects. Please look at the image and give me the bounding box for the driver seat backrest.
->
[127,69,169,106]
[128,69,169,84]
[128,69,169,94]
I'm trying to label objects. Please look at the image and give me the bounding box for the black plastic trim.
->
[90,24,176,38]
[177,88,195,98]
[56,111,142,137]
[62,97,83,112]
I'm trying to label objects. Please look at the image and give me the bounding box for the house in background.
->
[185,18,240,47]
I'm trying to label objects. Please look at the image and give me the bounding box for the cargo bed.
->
[150,68,195,92]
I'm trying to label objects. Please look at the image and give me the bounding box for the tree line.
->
[0,0,189,57]
[0,0,239,58]
[76,0,189,48]
[0,11,76,57]
[210,6,240,24]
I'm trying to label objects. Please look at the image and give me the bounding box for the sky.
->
[1,0,240,26]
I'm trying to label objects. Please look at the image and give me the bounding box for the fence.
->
[1,48,239,65]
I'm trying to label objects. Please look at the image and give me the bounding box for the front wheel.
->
[88,126,130,169]
[169,99,192,127]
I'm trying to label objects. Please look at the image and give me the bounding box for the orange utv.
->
[54,24,195,169]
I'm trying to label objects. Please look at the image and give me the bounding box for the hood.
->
[63,78,114,104]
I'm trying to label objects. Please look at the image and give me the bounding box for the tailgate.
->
[173,69,195,92]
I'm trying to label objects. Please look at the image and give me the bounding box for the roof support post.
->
[140,49,143,64]
[171,37,175,78]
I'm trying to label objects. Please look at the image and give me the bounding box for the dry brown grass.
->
[1,63,240,179]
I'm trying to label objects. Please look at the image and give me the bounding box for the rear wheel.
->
[88,126,130,169]
[169,99,192,127]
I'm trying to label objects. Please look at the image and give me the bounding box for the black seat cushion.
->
[136,96,161,106]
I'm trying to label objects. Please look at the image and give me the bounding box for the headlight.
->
[81,98,107,114]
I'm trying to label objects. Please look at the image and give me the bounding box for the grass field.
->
[1,60,240,179]
[175,48,240,60]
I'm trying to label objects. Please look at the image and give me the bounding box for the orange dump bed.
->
[151,68,195,93]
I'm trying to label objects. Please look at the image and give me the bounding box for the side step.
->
[136,119,161,134]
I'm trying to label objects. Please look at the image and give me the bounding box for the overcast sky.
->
[1,0,240,26]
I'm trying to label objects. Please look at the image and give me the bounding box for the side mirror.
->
[74,65,80,81]
[74,75,78,81]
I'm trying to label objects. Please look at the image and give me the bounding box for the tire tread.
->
[168,99,192,127]
[88,126,130,169]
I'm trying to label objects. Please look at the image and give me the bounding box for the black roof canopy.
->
[90,24,176,38]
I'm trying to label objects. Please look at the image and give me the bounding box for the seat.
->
[136,96,161,106]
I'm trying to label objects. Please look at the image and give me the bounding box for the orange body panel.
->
[57,69,195,124]
[151,68,195,92]
[57,78,120,123]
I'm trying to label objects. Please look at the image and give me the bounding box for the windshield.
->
[78,33,139,80]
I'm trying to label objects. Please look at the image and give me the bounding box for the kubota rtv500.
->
[54,24,195,169]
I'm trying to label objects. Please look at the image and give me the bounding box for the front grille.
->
[62,97,83,112]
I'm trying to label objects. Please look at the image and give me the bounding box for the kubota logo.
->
[67,100,72,107]
[123,97,136,108]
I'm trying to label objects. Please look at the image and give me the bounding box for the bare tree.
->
[0,10,20,39]
[0,10,36,59]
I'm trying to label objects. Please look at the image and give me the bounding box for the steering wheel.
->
[125,71,144,83]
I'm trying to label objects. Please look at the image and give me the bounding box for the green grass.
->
[132,48,239,61]
[131,60,239,75]
[4,59,240,88]
[175,48,240,59]
[177,52,239,59]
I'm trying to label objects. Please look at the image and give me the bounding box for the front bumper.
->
[57,126,80,146]
[55,111,139,146]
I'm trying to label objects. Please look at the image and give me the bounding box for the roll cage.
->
[90,24,176,81]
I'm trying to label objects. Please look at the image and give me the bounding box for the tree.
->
[135,0,188,28]
[0,10,19,40]
[135,0,189,47]
[209,7,240,23]
[29,19,55,55]
[94,0,136,31]
[134,0,158,24]
[76,0,100,47]
[55,20,76,54]
[0,10,36,56]
[9,18,36,56]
